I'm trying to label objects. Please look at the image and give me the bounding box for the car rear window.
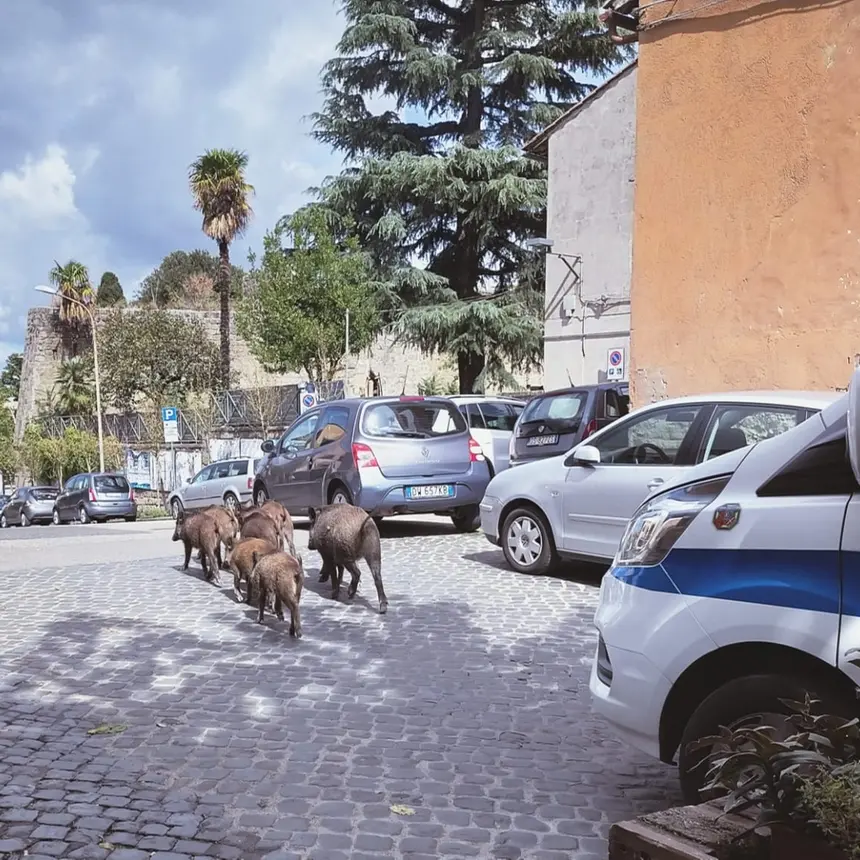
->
[362,401,467,438]
[479,402,520,432]
[31,488,59,500]
[227,460,249,477]
[94,476,129,492]
[521,391,589,424]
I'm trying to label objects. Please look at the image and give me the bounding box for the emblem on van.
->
[713,504,741,531]
[538,425,546,434]
[421,446,430,460]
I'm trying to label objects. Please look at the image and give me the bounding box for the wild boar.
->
[260,500,296,556]
[173,510,222,585]
[249,550,304,637]
[307,504,388,614]
[228,536,279,603]
[240,510,281,549]
[197,505,240,569]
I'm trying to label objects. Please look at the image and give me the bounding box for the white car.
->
[480,390,840,573]
[448,395,525,475]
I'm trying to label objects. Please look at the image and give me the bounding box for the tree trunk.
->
[458,351,484,394]
[217,240,231,390]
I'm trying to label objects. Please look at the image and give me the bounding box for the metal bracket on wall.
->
[545,253,583,323]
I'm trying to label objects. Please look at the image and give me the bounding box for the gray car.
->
[167,456,261,519]
[53,473,137,524]
[1,486,59,527]
[254,396,492,532]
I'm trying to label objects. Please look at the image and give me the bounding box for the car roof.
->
[448,395,526,405]
[529,383,626,398]
[635,390,841,410]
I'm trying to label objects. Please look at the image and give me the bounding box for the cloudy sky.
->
[0,0,350,364]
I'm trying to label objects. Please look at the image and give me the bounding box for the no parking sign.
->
[299,386,318,414]
[606,348,626,381]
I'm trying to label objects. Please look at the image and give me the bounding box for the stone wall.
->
[17,307,537,438]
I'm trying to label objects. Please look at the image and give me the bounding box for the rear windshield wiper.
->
[375,430,429,438]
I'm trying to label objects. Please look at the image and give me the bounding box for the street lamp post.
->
[35,286,105,473]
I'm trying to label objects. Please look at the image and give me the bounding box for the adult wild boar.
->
[173,510,222,585]
[228,536,278,603]
[308,504,387,614]
[249,550,304,637]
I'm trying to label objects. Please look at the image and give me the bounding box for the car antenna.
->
[400,365,409,396]
[566,369,573,386]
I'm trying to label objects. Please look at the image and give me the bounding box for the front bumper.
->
[86,500,137,520]
[480,495,501,545]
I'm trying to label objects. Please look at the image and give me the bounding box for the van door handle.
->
[845,647,860,667]
[647,478,665,491]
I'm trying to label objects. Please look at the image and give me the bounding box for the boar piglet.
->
[249,551,304,637]
[173,510,222,585]
[228,537,278,603]
[197,505,239,569]
[259,499,296,556]
[307,504,388,614]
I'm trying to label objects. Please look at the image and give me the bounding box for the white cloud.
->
[0,144,78,222]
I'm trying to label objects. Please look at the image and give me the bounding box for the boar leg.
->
[257,584,268,623]
[331,564,345,601]
[232,566,243,602]
[183,540,192,571]
[288,601,302,638]
[368,557,388,615]
[274,594,285,621]
[345,562,362,600]
[318,560,330,583]
[208,549,222,587]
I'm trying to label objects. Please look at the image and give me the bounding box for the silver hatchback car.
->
[254,396,492,532]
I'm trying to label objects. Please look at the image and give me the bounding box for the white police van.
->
[590,372,860,802]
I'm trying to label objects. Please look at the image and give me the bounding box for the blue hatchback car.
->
[254,396,492,531]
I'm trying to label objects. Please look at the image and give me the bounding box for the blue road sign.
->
[609,350,623,367]
[161,406,177,422]
[302,393,316,409]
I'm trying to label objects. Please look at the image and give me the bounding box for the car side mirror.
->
[566,444,600,467]
[185,477,192,484]
[261,439,275,454]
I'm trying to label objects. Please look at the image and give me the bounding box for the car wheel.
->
[223,492,239,511]
[78,505,90,524]
[254,485,268,506]
[20,511,30,527]
[171,498,183,519]
[451,505,481,533]
[677,673,851,804]
[125,517,137,523]
[329,485,352,505]
[501,506,556,575]
[0,514,6,528]
[52,509,61,525]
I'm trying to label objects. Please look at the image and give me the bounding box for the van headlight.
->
[615,476,730,567]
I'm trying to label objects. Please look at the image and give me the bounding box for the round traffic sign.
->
[609,350,623,367]
[302,393,316,408]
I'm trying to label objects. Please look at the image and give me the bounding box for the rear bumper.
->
[24,505,55,522]
[355,467,491,517]
[86,500,137,520]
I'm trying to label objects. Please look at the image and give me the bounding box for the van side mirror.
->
[566,445,600,467]
[261,439,275,454]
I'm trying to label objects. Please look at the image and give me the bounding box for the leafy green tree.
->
[1,353,22,399]
[137,249,245,308]
[188,149,255,390]
[312,0,624,392]
[55,356,95,416]
[16,424,122,485]
[238,208,380,384]
[96,271,125,306]
[49,260,94,326]
[97,309,220,415]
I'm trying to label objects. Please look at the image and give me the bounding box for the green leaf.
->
[390,804,415,816]
[87,723,128,736]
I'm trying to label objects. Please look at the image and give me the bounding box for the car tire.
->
[254,485,268,506]
[78,505,90,524]
[171,498,183,520]
[677,673,851,804]
[52,509,62,525]
[125,516,137,523]
[451,505,481,533]
[0,514,6,528]
[20,511,30,527]
[329,484,352,505]
[500,506,557,575]
[223,492,239,511]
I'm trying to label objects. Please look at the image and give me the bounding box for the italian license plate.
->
[527,434,559,447]
[405,484,454,500]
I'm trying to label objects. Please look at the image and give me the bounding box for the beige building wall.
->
[631,0,860,404]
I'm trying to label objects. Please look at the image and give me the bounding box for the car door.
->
[476,401,520,473]
[268,410,321,510]
[5,488,24,524]
[184,465,213,508]
[57,476,79,519]
[696,403,808,463]
[305,405,353,506]
[205,461,231,506]
[562,402,711,559]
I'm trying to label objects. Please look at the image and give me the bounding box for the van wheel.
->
[329,485,352,505]
[171,498,183,519]
[501,506,556,575]
[254,485,268,506]
[52,509,61,525]
[677,673,850,804]
[20,512,30,527]
[78,505,90,524]
[451,505,481,533]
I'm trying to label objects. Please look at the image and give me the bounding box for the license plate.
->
[527,434,559,447]
[405,484,455,500]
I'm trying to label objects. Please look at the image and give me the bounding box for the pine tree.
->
[312,0,624,392]
[96,271,125,307]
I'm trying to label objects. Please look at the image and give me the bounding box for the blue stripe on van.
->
[612,548,860,617]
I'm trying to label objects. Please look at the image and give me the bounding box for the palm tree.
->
[188,149,254,389]
[49,260,94,325]
[55,357,94,416]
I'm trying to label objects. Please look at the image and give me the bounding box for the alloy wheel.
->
[506,515,543,567]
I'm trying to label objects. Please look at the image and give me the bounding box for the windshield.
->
[95,475,130,492]
[31,488,59,501]
[520,392,589,427]
[362,401,467,438]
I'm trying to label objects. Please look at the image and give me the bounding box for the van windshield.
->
[520,391,589,432]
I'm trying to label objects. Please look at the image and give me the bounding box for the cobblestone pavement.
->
[0,524,679,860]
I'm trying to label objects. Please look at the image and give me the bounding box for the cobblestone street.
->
[0,521,679,860]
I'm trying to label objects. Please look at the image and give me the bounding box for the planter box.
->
[608,800,760,860]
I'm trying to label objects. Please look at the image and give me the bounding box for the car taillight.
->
[247,477,253,490]
[582,418,597,439]
[469,436,485,462]
[130,487,135,502]
[352,442,379,469]
[89,488,96,502]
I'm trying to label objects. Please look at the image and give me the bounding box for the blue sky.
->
[0,0,350,363]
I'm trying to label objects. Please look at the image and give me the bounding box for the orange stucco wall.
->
[630,0,860,403]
